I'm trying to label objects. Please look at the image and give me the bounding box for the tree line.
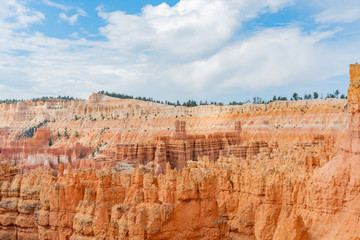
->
[291,90,346,101]
[0,96,76,104]
[98,89,347,107]
[98,91,200,107]
[0,90,347,107]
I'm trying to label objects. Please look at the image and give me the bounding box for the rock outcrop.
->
[0,137,356,240]
[0,88,348,171]
[0,64,359,239]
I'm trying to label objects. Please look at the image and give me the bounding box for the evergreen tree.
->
[313,92,319,99]
[292,93,299,100]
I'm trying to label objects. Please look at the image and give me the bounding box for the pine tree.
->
[64,128,68,138]
[313,92,319,99]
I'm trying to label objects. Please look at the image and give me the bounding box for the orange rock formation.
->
[0,64,358,239]
[0,89,348,172]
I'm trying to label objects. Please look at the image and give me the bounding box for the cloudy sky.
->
[0,0,359,102]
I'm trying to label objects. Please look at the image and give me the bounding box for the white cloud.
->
[166,28,340,92]
[0,0,44,29]
[314,0,360,23]
[59,10,87,25]
[43,0,71,11]
[44,0,87,25]
[0,0,358,101]
[69,31,79,39]
[97,0,294,62]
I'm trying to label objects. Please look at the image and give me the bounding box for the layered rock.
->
[0,64,358,239]
[0,87,348,170]
[0,113,352,239]
[0,137,351,240]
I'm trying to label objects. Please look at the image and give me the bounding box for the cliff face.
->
[0,134,354,240]
[0,92,348,172]
[0,65,358,239]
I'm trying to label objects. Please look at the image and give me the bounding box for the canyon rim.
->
[0,64,359,239]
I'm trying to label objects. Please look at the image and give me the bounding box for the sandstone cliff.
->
[0,64,358,239]
[0,90,348,172]
[0,134,355,239]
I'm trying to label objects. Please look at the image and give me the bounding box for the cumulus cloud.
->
[0,0,44,29]
[97,0,294,61]
[0,0,358,101]
[166,28,339,91]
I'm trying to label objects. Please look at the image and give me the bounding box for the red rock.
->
[0,64,359,239]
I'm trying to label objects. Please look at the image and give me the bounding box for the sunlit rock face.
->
[0,86,348,171]
[0,65,359,239]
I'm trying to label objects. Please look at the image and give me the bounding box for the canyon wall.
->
[0,64,358,239]
[0,90,348,172]
[0,133,354,239]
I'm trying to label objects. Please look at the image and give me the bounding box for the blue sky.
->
[0,0,359,102]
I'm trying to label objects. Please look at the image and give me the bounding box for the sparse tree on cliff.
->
[74,131,79,137]
[313,92,319,99]
[49,138,52,146]
[334,90,340,98]
[327,93,335,98]
[292,93,299,101]
[304,93,312,99]
[64,128,68,139]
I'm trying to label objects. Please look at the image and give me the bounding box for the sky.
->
[0,0,360,103]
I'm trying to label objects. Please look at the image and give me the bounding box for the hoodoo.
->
[0,65,358,239]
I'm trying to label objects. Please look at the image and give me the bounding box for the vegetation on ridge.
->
[16,119,48,140]
[0,96,76,104]
[99,89,347,107]
[0,90,347,107]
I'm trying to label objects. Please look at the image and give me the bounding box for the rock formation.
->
[0,64,358,239]
[0,88,348,171]
[0,134,353,240]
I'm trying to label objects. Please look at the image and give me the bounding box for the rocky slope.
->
[0,88,347,172]
[0,64,358,239]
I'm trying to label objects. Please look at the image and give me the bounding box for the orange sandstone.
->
[0,64,358,239]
